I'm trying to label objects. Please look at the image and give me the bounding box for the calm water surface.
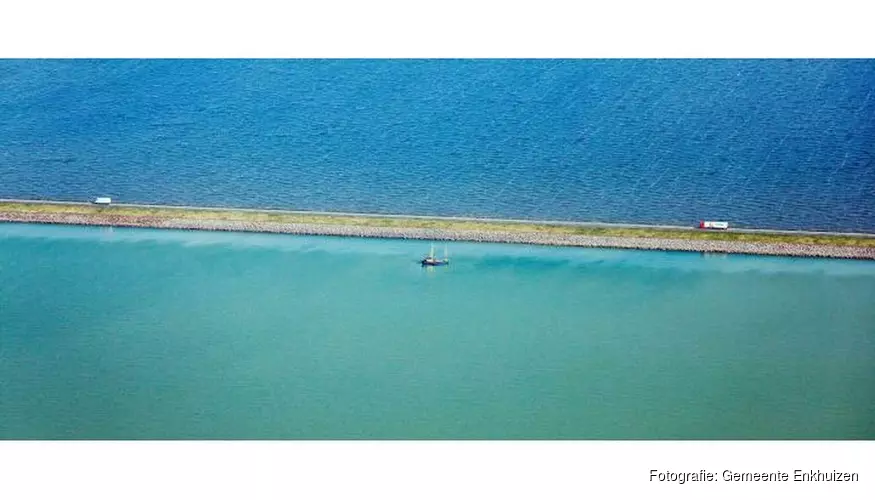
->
[1,224,873,439]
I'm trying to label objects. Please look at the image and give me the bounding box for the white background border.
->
[1,441,873,499]
[2,0,874,57]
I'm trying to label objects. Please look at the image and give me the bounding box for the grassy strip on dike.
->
[2,201,874,248]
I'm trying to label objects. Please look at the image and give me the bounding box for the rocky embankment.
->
[2,211,874,260]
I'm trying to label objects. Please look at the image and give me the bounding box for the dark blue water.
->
[1,59,873,231]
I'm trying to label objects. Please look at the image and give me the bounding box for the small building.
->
[93,197,112,205]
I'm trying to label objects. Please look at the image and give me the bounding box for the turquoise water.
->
[1,223,874,439]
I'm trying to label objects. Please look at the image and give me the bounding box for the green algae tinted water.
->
[1,224,874,439]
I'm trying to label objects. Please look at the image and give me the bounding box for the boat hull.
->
[421,259,449,267]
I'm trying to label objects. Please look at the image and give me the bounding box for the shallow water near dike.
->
[1,224,873,439]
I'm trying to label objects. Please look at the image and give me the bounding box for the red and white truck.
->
[699,221,730,230]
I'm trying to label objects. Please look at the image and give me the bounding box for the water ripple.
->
[1,59,873,232]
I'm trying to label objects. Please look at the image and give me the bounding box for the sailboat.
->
[421,244,450,267]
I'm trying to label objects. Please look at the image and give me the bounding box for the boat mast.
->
[429,244,435,259]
